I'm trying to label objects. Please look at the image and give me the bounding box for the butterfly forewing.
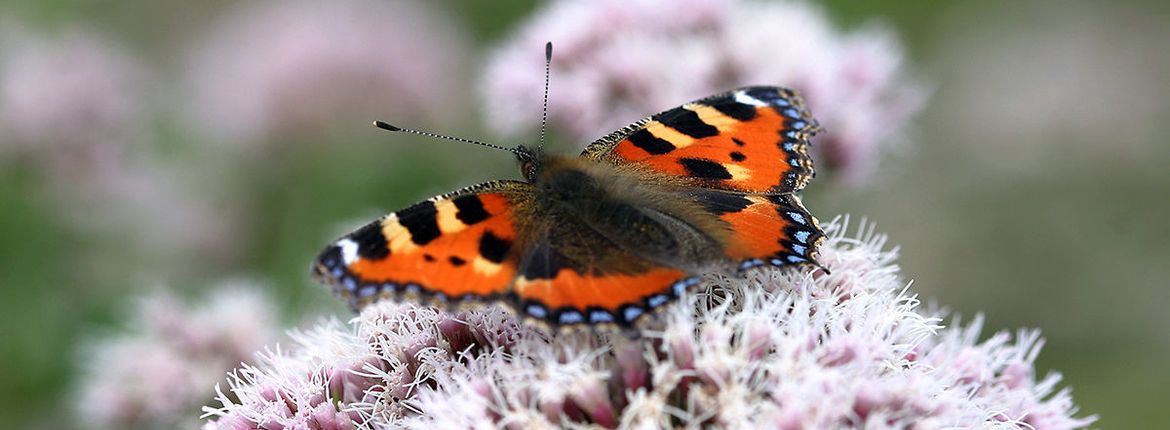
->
[312,181,528,310]
[582,86,820,194]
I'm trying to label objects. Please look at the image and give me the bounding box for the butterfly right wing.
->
[313,177,699,330]
[688,189,827,271]
[312,181,529,310]
[579,86,828,272]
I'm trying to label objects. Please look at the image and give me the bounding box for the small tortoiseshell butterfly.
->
[312,50,825,330]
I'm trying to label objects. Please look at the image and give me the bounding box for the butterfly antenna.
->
[373,121,519,155]
[539,41,552,150]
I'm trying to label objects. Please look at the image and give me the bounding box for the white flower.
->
[202,220,1094,429]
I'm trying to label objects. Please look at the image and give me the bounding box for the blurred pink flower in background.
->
[185,0,470,147]
[0,25,143,165]
[202,220,1094,429]
[0,25,235,259]
[76,283,280,429]
[481,0,926,184]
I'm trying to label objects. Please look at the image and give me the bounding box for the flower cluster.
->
[481,0,926,184]
[76,284,280,430]
[202,221,1094,429]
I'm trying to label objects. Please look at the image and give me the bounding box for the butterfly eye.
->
[515,145,540,181]
[520,160,536,180]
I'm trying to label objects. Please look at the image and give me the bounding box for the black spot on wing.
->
[478,230,511,264]
[452,194,491,225]
[350,221,390,260]
[626,129,676,155]
[710,100,757,121]
[732,138,746,146]
[730,151,746,161]
[691,190,752,215]
[398,200,440,245]
[654,108,719,139]
[679,158,733,180]
[448,255,467,266]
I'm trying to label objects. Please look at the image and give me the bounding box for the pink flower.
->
[202,220,1095,429]
[76,284,280,429]
[481,0,926,184]
[0,24,235,259]
[184,0,470,147]
[0,25,143,163]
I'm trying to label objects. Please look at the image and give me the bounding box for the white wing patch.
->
[336,238,359,265]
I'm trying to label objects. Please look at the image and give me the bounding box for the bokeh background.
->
[0,0,1166,428]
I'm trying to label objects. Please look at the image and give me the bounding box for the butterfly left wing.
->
[581,86,820,194]
[312,181,528,310]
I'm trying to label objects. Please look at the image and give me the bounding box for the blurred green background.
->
[1,0,1167,428]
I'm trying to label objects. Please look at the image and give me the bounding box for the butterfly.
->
[312,85,826,330]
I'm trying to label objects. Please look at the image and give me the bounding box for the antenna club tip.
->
[373,120,400,131]
[545,41,553,60]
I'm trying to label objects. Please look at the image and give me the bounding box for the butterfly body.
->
[313,86,827,330]
[521,154,729,275]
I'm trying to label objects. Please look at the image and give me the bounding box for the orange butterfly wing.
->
[688,190,827,271]
[312,181,527,310]
[581,86,820,194]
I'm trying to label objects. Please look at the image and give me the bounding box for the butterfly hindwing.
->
[514,265,698,328]
[688,189,826,271]
[512,228,700,328]
[312,181,528,310]
[582,86,820,194]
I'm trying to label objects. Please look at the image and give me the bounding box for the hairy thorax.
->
[516,155,732,275]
